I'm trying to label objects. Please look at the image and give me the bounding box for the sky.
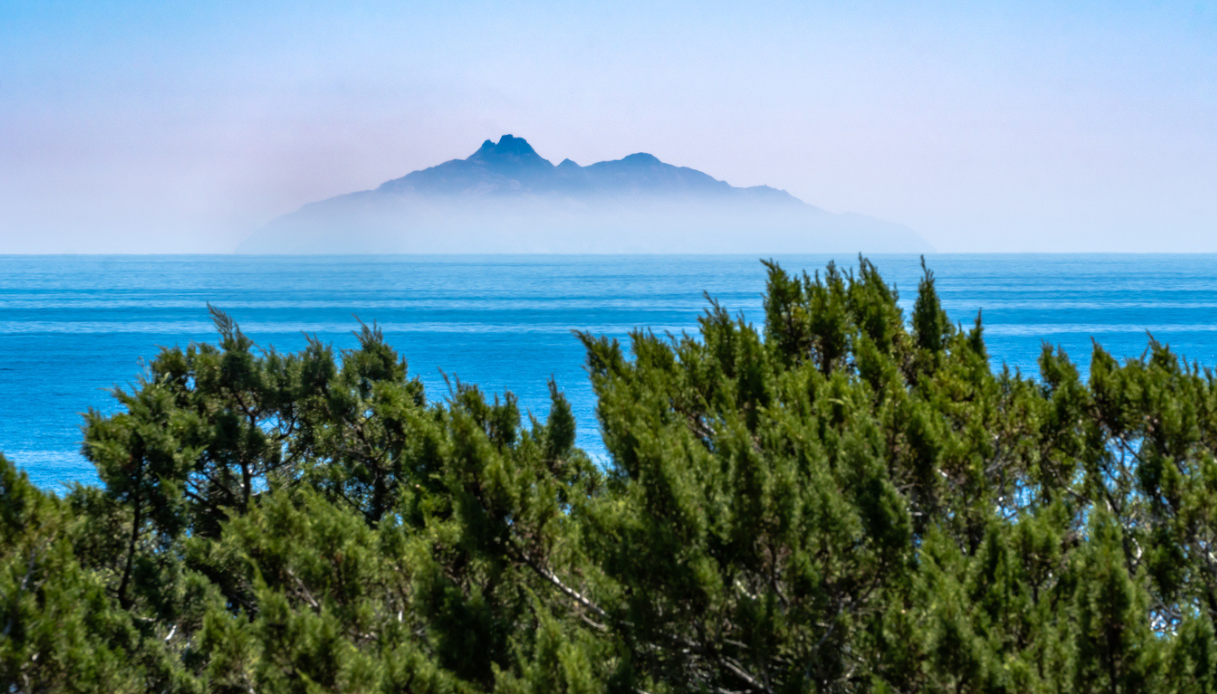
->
[1,1,1214,253]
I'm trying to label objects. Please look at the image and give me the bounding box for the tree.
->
[0,454,147,692]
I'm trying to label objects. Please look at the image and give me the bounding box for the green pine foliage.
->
[5,258,1217,692]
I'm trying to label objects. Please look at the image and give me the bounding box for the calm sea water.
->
[4,254,1217,490]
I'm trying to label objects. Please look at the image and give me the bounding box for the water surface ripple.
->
[4,254,1215,489]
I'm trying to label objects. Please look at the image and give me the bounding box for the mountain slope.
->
[238,135,932,254]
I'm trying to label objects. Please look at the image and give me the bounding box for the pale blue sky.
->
[1,1,1214,252]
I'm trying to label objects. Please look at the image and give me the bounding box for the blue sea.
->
[4,254,1217,490]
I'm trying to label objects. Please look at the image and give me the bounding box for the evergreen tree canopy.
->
[4,258,1217,692]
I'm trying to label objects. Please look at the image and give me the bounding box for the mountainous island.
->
[238,135,933,254]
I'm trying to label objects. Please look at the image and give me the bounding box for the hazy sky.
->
[1,1,1214,253]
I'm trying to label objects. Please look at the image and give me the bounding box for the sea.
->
[4,253,1217,491]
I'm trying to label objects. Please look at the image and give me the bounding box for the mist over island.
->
[238,135,933,254]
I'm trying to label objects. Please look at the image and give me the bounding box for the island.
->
[238,135,933,254]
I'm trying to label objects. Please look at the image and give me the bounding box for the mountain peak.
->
[620,152,661,165]
[467,134,551,169]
